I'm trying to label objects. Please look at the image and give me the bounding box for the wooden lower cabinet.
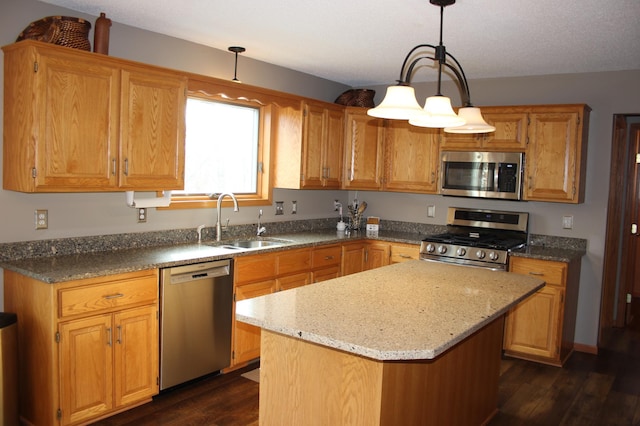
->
[390,243,420,263]
[4,269,159,426]
[503,256,581,366]
[341,241,390,275]
[233,279,277,366]
[230,241,416,370]
[59,305,158,425]
[311,244,341,283]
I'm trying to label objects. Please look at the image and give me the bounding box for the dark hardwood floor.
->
[93,327,640,426]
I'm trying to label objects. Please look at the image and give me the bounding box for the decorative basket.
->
[334,89,376,108]
[16,16,91,51]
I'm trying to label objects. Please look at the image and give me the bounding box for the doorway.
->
[601,115,640,338]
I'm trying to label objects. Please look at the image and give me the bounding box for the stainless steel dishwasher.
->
[160,259,233,390]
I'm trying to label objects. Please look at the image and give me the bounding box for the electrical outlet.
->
[35,209,48,229]
[427,205,436,218]
[138,208,147,223]
[292,200,297,214]
[275,201,284,215]
[562,215,573,229]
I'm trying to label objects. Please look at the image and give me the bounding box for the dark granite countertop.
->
[0,227,585,284]
[0,230,425,283]
[510,245,586,263]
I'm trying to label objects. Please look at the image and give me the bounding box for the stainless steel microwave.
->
[440,151,524,200]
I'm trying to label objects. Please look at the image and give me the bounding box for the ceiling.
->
[40,0,640,87]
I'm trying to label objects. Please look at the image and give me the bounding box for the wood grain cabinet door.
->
[343,108,384,190]
[323,105,345,188]
[233,280,276,365]
[113,305,159,407]
[383,121,439,193]
[524,109,584,202]
[34,50,120,190]
[503,285,563,361]
[300,102,326,188]
[119,68,186,190]
[59,314,113,426]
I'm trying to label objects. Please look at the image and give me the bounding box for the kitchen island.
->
[236,260,544,425]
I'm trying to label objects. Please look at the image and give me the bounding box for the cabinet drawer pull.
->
[528,271,544,276]
[116,325,122,344]
[104,293,125,299]
[112,158,116,176]
[107,327,112,346]
[324,256,334,260]
[399,254,412,259]
[124,158,129,176]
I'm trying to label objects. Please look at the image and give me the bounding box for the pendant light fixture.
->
[228,46,246,83]
[368,0,495,133]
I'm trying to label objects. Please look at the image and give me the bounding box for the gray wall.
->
[2,0,640,348]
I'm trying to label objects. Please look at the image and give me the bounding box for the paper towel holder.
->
[125,191,172,208]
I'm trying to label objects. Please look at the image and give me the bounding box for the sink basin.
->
[208,238,293,251]
[224,240,285,249]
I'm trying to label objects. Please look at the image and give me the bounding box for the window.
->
[168,84,273,209]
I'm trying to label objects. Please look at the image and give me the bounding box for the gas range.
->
[419,207,528,271]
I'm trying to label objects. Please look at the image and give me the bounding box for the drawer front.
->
[235,253,278,284]
[312,245,341,268]
[278,248,311,275]
[59,273,158,318]
[509,257,567,287]
[390,243,420,263]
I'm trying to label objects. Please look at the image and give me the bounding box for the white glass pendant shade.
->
[409,95,466,128]
[367,85,424,120]
[444,107,496,133]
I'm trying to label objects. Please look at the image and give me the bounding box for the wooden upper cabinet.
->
[2,40,186,192]
[524,105,590,203]
[440,109,528,151]
[343,107,385,190]
[383,120,440,193]
[118,68,186,189]
[273,100,344,189]
[301,101,344,189]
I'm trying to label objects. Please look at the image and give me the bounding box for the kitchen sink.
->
[209,238,293,251]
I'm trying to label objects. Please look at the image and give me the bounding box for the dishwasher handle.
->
[167,259,232,285]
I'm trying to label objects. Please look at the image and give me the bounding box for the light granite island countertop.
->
[236,260,544,426]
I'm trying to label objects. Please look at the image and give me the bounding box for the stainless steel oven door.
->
[419,253,508,271]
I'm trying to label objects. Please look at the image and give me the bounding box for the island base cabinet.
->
[259,317,504,426]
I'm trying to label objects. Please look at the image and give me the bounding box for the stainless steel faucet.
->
[215,193,239,241]
[257,209,266,236]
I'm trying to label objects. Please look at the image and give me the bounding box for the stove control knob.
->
[438,245,447,254]
[476,250,486,259]
[456,247,466,256]
[425,243,436,253]
[489,251,500,261]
